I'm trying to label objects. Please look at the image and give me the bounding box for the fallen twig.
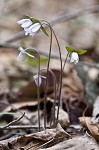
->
[0,125,49,130]
[0,112,25,130]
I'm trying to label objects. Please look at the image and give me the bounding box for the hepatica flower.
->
[17,47,26,61]
[70,52,79,65]
[17,18,41,36]
[66,46,87,65]
[17,47,35,61]
[33,74,46,87]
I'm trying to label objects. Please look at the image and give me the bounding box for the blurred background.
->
[0,0,99,118]
[1,0,99,58]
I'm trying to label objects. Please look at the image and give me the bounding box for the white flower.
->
[17,19,30,24]
[17,18,41,36]
[29,23,41,33]
[17,47,26,61]
[70,52,79,64]
[17,19,32,26]
[33,74,46,87]
[24,23,41,36]
[21,20,32,28]
[17,19,33,36]
[17,47,35,62]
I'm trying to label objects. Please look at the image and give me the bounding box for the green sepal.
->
[24,15,40,23]
[25,16,48,36]
[30,17,40,24]
[66,47,75,53]
[75,49,87,55]
[66,46,87,55]
[40,26,49,36]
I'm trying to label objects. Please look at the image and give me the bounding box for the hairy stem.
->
[62,52,69,71]
[26,48,41,131]
[37,57,41,131]
[40,68,57,125]
[51,29,62,120]
[42,26,53,129]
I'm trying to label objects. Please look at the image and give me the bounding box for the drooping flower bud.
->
[70,52,79,64]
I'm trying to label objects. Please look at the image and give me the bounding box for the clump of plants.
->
[17,17,87,131]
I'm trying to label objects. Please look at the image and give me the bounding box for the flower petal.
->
[17,52,26,61]
[17,19,30,24]
[33,75,42,87]
[25,31,29,36]
[70,52,79,64]
[21,20,32,28]
[31,23,41,32]
[29,32,36,37]
[18,47,25,53]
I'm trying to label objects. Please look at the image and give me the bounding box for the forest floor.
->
[0,0,99,149]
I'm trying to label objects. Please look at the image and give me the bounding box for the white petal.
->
[21,20,32,28]
[32,23,41,32]
[18,47,25,52]
[70,57,74,63]
[17,19,30,24]
[24,26,34,36]
[74,60,78,65]
[24,26,30,31]
[70,52,79,65]
[33,75,42,87]
[25,31,29,36]
[25,25,35,35]
[17,52,26,61]
[71,52,79,61]
[30,23,41,33]
[29,32,36,37]
[24,27,31,36]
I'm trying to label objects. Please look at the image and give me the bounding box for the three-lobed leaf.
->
[66,47,75,53]
[66,46,87,55]
[75,49,87,55]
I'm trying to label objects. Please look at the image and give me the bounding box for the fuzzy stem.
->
[51,29,62,120]
[37,57,40,131]
[40,68,57,125]
[42,26,53,129]
[41,21,63,120]
[26,48,41,131]
[62,52,69,71]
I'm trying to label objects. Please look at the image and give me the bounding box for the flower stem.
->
[41,20,62,121]
[51,29,62,120]
[62,52,69,71]
[37,57,41,131]
[43,26,53,129]
[40,68,57,125]
[26,48,41,131]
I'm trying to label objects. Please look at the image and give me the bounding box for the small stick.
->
[0,125,50,130]
[0,112,25,129]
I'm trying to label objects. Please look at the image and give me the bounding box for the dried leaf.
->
[79,117,99,141]
[0,123,71,149]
